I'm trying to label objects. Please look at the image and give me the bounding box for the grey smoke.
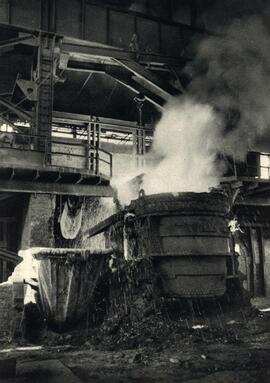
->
[116,14,270,201]
[188,15,270,159]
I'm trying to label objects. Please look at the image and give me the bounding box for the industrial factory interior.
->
[0,0,270,382]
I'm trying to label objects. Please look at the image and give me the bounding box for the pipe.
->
[31,247,114,260]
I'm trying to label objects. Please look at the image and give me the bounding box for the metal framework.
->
[33,33,56,151]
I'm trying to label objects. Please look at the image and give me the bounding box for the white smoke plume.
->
[115,14,270,204]
[142,97,224,194]
[141,15,270,196]
[113,96,225,205]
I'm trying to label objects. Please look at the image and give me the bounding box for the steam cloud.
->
[142,98,224,194]
[116,15,270,204]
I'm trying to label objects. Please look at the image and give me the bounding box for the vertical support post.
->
[110,153,113,178]
[134,128,146,168]
[95,123,100,150]
[32,32,55,161]
[95,123,100,175]
[41,0,49,30]
[134,95,146,170]
[229,233,237,278]
[132,130,137,157]
[247,227,254,295]
[256,152,261,178]
[49,0,56,32]
[72,126,77,139]
[87,122,91,171]
[90,122,95,172]
[8,0,11,24]
[87,120,101,174]
[258,227,266,296]
[250,227,265,296]
[95,150,100,175]
[42,137,48,166]
[261,228,270,296]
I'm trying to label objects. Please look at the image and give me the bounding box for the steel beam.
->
[6,109,153,134]
[65,52,179,106]
[0,22,55,37]
[61,40,186,67]
[0,26,181,108]
[65,58,172,108]
[235,197,270,206]
[64,45,179,102]
[105,69,164,109]
[52,111,153,133]
[67,60,115,74]
[0,115,19,131]
[0,249,20,264]
[0,193,14,201]
[34,33,55,150]
[0,35,35,50]
[244,185,270,197]
[0,97,31,121]
[113,58,178,101]
[0,179,114,197]
[62,38,127,59]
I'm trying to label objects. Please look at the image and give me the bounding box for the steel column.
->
[33,33,55,154]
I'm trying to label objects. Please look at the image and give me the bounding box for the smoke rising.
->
[142,98,224,194]
[141,15,270,196]
[115,14,270,204]
[188,15,270,159]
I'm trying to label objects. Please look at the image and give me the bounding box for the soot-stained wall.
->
[20,194,56,250]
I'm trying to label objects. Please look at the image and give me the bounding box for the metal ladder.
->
[34,33,55,155]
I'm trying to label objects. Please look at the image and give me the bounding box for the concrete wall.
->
[0,281,25,341]
[0,282,13,339]
[0,142,95,174]
[21,194,56,250]
[19,193,116,251]
[0,147,43,169]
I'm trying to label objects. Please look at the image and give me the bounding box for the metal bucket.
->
[33,248,112,331]
[129,192,231,298]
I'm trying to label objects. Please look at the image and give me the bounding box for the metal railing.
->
[0,131,113,178]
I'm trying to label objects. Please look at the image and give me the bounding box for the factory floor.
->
[1,301,270,383]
